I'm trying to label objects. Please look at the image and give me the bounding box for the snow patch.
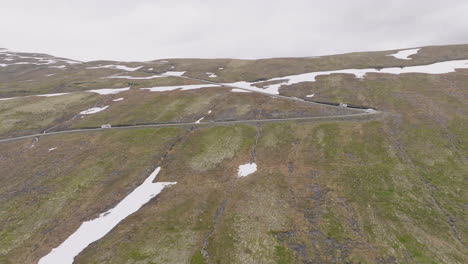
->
[108,65,138,71]
[163,71,185,76]
[141,84,220,92]
[37,93,69,97]
[230,88,251,93]
[48,147,57,152]
[88,87,130,95]
[224,81,279,94]
[38,167,176,264]
[238,163,257,177]
[195,117,205,123]
[306,94,315,97]
[0,97,16,101]
[87,65,142,71]
[1,92,78,101]
[223,59,468,95]
[48,65,66,69]
[113,98,124,102]
[387,48,420,60]
[79,106,109,115]
[206,72,217,78]
[0,50,80,66]
[106,74,164,80]
[14,62,43,65]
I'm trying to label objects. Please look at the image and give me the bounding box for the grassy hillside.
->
[0,45,466,264]
[160,44,468,82]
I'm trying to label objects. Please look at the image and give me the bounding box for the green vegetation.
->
[274,245,294,264]
[0,92,98,137]
[184,125,255,172]
[190,251,206,264]
[0,128,184,263]
[0,45,466,263]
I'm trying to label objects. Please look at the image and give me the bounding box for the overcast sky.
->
[1,0,467,61]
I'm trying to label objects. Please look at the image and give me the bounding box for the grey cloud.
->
[1,0,467,61]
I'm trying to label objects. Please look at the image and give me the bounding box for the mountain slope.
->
[0,45,467,264]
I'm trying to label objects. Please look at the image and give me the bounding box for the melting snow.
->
[375,60,468,74]
[0,97,16,101]
[141,84,220,92]
[223,59,468,95]
[238,163,257,177]
[224,81,280,94]
[387,48,420,60]
[113,98,124,102]
[38,167,176,264]
[195,117,205,123]
[113,65,142,71]
[1,89,127,101]
[1,93,69,101]
[163,71,186,76]
[0,50,79,67]
[106,74,164,80]
[0,50,80,65]
[230,88,251,93]
[48,65,66,69]
[37,93,69,97]
[14,62,43,65]
[86,65,142,71]
[79,106,109,115]
[88,87,130,95]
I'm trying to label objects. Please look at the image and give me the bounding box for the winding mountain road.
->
[0,111,381,143]
[0,69,383,144]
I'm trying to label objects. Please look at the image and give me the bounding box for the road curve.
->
[158,72,373,113]
[0,69,382,144]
